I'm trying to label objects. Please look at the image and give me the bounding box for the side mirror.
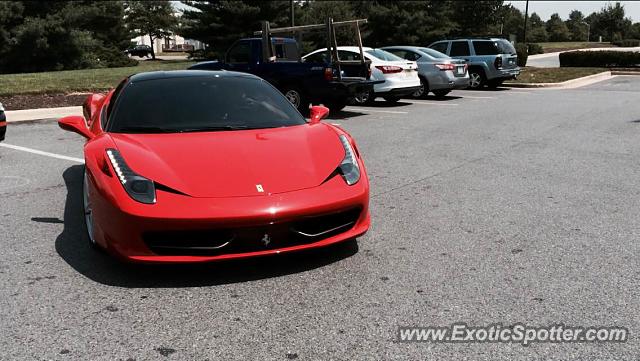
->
[83,93,105,124]
[58,115,94,139]
[309,105,330,124]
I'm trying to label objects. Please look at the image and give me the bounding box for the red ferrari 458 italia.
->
[58,70,370,263]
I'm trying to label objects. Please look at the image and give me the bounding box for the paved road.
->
[2,77,640,360]
[527,47,640,68]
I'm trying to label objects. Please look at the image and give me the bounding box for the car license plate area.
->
[456,66,465,75]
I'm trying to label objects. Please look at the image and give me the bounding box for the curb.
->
[5,106,82,123]
[506,71,614,88]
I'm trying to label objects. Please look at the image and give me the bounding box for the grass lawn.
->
[0,60,196,96]
[538,42,615,53]
[506,67,607,83]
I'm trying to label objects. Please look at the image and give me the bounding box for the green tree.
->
[588,2,633,41]
[0,1,133,73]
[546,13,570,41]
[527,13,548,42]
[180,1,290,59]
[496,4,524,41]
[126,1,176,59]
[630,22,640,39]
[355,0,455,47]
[449,0,504,36]
[565,10,588,41]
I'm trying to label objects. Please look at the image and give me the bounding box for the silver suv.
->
[428,38,520,89]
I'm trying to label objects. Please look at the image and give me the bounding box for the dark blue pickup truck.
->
[189,37,378,113]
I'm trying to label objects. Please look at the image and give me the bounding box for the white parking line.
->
[461,95,495,99]
[346,107,409,114]
[408,100,459,106]
[0,143,84,163]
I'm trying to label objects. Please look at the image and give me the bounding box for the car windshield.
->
[495,39,516,55]
[418,47,449,59]
[365,49,404,61]
[109,75,306,133]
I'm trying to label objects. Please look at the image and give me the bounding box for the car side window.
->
[337,50,362,61]
[450,41,470,57]
[404,51,421,61]
[430,42,449,54]
[226,42,251,64]
[472,41,499,55]
[104,78,128,129]
[386,49,406,59]
[304,52,329,63]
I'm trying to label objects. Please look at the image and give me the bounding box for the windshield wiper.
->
[178,125,250,132]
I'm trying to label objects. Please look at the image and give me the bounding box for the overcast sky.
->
[506,1,640,22]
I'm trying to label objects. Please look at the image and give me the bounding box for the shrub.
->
[528,43,544,55]
[515,44,528,67]
[559,51,640,67]
[612,39,640,47]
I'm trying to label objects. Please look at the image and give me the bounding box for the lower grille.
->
[142,208,362,256]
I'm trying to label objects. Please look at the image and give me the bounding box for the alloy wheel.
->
[469,73,482,88]
[83,170,96,245]
[353,91,370,104]
[284,89,301,108]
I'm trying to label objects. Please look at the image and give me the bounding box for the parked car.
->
[382,46,469,98]
[125,45,153,58]
[304,47,420,104]
[0,103,6,141]
[57,70,370,263]
[189,38,378,113]
[428,38,520,89]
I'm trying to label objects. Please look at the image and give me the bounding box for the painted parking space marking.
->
[461,95,495,99]
[346,107,409,114]
[0,143,84,163]
[408,100,460,106]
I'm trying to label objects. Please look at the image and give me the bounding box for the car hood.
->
[109,124,344,198]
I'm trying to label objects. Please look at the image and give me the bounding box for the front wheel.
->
[283,87,309,114]
[412,78,429,98]
[353,90,372,105]
[83,169,98,248]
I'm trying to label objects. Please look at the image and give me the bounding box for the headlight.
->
[338,135,360,185]
[106,149,156,204]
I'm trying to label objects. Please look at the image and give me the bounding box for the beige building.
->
[132,33,204,53]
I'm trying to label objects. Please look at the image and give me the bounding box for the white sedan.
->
[303,47,421,104]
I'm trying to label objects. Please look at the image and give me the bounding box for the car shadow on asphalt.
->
[55,165,359,288]
[326,110,369,120]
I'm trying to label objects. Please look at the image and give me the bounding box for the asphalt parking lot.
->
[2,76,640,360]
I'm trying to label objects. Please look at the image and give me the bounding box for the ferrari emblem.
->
[256,184,264,193]
[261,233,271,247]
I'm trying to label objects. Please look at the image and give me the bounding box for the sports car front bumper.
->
[90,171,370,263]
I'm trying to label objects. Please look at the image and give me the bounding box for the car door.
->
[429,41,450,56]
[449,41,471,60]
[225,41,252,73]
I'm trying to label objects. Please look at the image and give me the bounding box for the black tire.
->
[468,68,486,89]
[412,77,429,99]
[433,90,450,98]
[82,169,101,250]
[353,90,373,105]
[282,86,309,114]
[383,96,400,103]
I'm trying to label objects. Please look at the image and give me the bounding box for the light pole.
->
[584,21,590,42]
[523,0,529,43]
